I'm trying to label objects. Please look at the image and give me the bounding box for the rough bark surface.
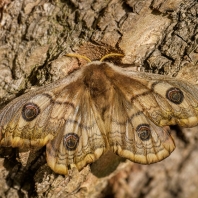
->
[0,0,198,197]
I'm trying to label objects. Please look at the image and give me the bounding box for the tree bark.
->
[0,0,198,197]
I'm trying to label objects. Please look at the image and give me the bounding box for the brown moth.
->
[0,55,198,175]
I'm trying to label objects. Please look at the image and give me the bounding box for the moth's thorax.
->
[83,62,112,90]
[83,62,114,118]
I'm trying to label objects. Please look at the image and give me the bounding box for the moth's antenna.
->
[66,53,124,62]
[66,54,92,62]
[100,53,124,62]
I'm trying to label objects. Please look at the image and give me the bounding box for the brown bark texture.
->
[0,0,198,197]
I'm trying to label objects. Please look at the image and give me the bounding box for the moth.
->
[0,54,198,175]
